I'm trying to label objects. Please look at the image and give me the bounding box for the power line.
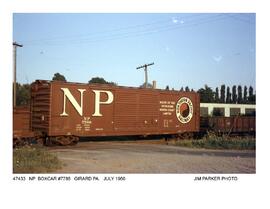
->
[24,14,228,46]
[223,14,255,25]
[22,18,172,44]
[23,14,205,45]
[75,14,224,43]
[81,15,226,44]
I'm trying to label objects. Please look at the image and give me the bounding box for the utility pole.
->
[136,62,154,88]
[13,42,23,107]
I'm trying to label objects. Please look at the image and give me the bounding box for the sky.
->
[13,13,255,91]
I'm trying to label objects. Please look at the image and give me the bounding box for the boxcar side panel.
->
[114,88,139,133]
[49,82,115,136]
[159,92,200,134]
[137,90,159,134]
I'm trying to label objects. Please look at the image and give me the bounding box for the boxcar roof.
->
[33,79,198,95]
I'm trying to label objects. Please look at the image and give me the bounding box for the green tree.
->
[165,85,170,90]
[214,87,219,103]
[220,84,226,103]
[52,72,66,81]
[180,87,184,91]
[226,86,231,103]
[237,85,243,104]
[185,86,190,92]
[16,83,30,106]
[232,85,237,104]
[139,82,153,88]
[197,85,214,103]
[88,77,117,86]
[243,86,248,104]
[248,86,255,104]
[249,94,256,104]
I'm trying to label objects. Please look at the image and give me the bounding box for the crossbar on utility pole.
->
[136,62,154,88]
[13,42,23,107]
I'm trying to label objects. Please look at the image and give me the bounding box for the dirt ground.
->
[48,141,255,173]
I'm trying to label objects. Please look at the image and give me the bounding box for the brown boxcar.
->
[13,106,31,137]
[30,80,200,144]
[201,116,256,135]
[13,106,35,146]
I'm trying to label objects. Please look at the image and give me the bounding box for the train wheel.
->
[71,136,79,145]
[36,137,44,146]
[177,132,194,140]
[57,136,72,146]
[50,136,79,146]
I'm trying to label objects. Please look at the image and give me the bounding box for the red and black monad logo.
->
[176,97,193,123]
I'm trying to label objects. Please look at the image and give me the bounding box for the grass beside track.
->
[175,133,255,150]
[13,145,62,173]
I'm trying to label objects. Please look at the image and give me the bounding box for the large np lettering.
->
[60,88,114,117]
[92,90,114,116]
